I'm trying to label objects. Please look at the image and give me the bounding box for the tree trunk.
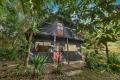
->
[24,32,33,67]
[105,42,109,64]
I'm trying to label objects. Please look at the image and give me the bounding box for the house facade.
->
[26,18,84,64]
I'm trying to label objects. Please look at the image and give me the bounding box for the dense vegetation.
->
[0,0,120,80]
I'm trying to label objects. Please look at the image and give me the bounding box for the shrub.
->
[9,48,20,60]
[85,52,120,72]
[0,48,20,60]
[0,48,12,59]
[32,55,47,79]
[108,53,120,72]
[86,52,99,69]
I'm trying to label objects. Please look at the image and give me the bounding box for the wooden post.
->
[54,32,56,46]
[53,32,56,64]
[79,44,81,52]
[67,38,69,64]
[79,44,82,60]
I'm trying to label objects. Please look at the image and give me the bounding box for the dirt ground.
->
[0,60,120,80]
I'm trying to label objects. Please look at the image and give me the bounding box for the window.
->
[64,44,77,51]
[35,41,51,52]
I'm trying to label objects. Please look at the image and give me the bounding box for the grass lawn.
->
[72,69,120,80]
[108,41,120,53]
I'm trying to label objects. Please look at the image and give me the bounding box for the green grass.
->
[69,69,120,80]
[108,41,120,53]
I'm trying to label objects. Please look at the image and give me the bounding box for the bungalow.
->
[26,17,84,64]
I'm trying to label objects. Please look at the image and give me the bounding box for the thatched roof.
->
[33,21,84,43]
[26,15,84,43]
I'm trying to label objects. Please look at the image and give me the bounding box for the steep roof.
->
[34,21,84,42]
[25,14,84,43]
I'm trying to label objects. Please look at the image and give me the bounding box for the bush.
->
[9,48,20,60]
[108,53,120,72]
[98,53,120,72]
[0,48,11,59]
[32,55,47,79]
[85,52,120,72]
[86,52,99,69]
[0,48,21,61]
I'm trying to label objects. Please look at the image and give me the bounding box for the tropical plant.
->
[0,0,120,71]
[0,0,51,66]
[32,55,47,79]
[95,23,119,64]
[86,52,99,69]
[108,53,120,72]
